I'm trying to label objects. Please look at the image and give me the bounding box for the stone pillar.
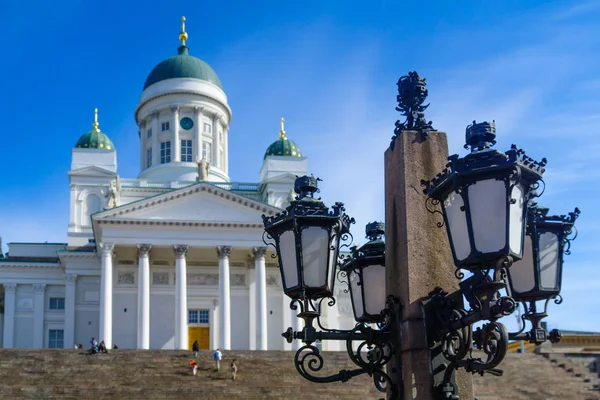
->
[2,283,16,348]
[33,284,46,348]
[212,115,221,170]
[217,245,231,350]
[151,112,160,166]
[248,264,256,350]
[64,274,77,348]
[172,106,180,162]
[253,247,268,350]
[99,243,114,348]
[224,127,229,175]
[385,131,473,399]
[137,244,152,349]
[139,121,145,171]
[174,245,189,350]
[194,106,203,162]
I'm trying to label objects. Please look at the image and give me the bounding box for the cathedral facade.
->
[0,19,353,351]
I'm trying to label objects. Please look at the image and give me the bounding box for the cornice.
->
[97,219,264,229]
[0,261,62,269]
[135,91,232,124]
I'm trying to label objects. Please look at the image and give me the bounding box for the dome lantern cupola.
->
[74,108,115,150]
[143,17,223,91]
[264,117,303,159]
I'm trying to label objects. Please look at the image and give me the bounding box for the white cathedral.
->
[0,19,353,351]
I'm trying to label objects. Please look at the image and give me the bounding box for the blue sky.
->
[0,1,599,332]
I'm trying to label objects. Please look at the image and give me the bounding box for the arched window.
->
[84,194,102,226]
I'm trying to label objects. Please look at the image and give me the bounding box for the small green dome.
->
[144,46,223,90]
[264,136,302,159]
[75,129,115,150]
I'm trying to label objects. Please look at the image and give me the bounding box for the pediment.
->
[69,166,117,177]
[93,182,279,225]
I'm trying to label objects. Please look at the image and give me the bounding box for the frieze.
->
[117,271,135,285]
[188,273,218,285]
[153,272,169,285]
[232,274,245,286]
[266,275,279,287]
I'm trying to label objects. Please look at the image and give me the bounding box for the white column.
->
[224,127,229,175]
[210,300,218,350]
[212,114,221,169]
[33,284,46,348]
[172,106,180,162]
[217,245,231,350]
[137,244,151,349]
[68,184,77,227]
[138,124,145,171]
[253,247,268,350]
[64,274,77,348]
[194,106,203,161]
[174,245,189,350]
[99,243,114,348]
[151,112,159,166]
[248,265,256,350]
[2,283,16,348]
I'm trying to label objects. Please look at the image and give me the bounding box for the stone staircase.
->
[0,349,598,399]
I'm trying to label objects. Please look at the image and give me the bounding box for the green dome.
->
[264,136,302,159]
[144,46,223,90]
[75,129,115,151]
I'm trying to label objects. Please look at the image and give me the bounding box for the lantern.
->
[421,121,546,271]
[507,205,579,301]
[262,176,354,300]
[340,222,386,323]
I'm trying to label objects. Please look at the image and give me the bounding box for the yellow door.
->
[188,327,210,350]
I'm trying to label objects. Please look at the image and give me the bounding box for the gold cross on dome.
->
[280,117,286,139]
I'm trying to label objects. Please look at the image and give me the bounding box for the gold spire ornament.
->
[93,108,100,132]
[179,16,188,46]
[280,117,286,139]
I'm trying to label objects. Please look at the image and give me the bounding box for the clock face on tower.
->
[180,117,194,130]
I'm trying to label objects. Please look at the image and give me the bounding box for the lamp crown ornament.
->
[365,221,385,240]
[464,120,496,151]
[293,175,321,199]
[391,71,436,148]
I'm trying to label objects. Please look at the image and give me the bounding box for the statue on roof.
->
[196,156,210,181]
[105,176,121,209]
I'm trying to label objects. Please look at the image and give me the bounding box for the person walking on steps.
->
[192,340,199,359]
[231,358,238,381]
[213,348,222,371]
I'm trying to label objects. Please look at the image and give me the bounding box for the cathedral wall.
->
[267,291,284,350]
[113,291,137,349]
[230,293,249,350]
[14,316,34,348]
[0,313,4,347]
[14,285,34,348]
[150,293,175,349]
[75,308,99,346]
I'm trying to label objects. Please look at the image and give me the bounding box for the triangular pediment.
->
[69,166,117,177]
[93,182,279,224]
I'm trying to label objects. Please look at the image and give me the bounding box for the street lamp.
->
[507,203,580,344]
[263,71,581,399]
[263,179,396,396]
[340,222,387,324]
[262,175,353,302]
[421,120,547,272]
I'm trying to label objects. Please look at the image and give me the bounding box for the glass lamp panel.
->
[349,271,364,320]
[509,184,526,255]
[362,264,386,316]
[279,230,299,290]
[326,234,339,292]
[539,232,560,290]
[468,179,507,254]
[508,236,535,294]
[444,191,470,261]
[301,227,330,288]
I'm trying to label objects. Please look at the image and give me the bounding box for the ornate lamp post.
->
[507,204,580,344]
[262,71,580,399]
[339,222,387,324]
